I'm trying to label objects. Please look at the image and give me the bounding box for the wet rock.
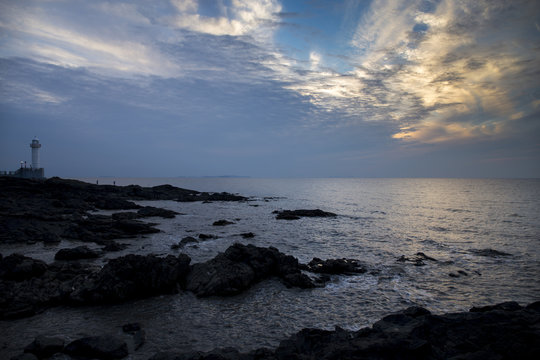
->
[95,198,141,210]
[54,246,101,261]
[240,232,255,239]
[111,212,139,221]
[469,248,512,257]
[470,301,522,313]
[10,353,38,360]
[41,232,61,244]
[102,242,128,252]
[198,234,218,240]
[0,259,96,319]
[122,323,141,333]
[274,209,337,220]
[70,253,191,304]
[64,335,128,360]
[306,257,366,275]
[180,236,198,247]
[266,301,540,360]
[122,323,145,350]
[0,176,245,245]
[24,335,65,358]
[47,354,73,360]
[397,252,438,266]
[0,254,48,281]
[213,219,235,226]
[113,219,160,235]
[185,243,315,297]
[137,206,178,219]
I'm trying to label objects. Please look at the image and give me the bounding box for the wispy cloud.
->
[281,0,540,143]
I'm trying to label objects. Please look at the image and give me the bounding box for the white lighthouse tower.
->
[30,137,41,169]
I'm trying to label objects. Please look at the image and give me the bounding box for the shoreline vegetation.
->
[1,176,539,359]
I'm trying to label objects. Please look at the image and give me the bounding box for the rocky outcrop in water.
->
[69,253,191,304]
[1,244,375,319]
[273,209,337,220]
[304,257,367,275]
[54,246,101,261]
[397,252,438,266]
[0,176,246,245]
[0,255,96,319]
[185,243,315,296]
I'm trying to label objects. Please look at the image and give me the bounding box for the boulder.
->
[274,209,337,220]
[180,236,198,247]
[185,243,315,297]
[24,335,65,358]
[111,212,139,221]
[137,206,178,219]
[64,335,128,360]
[10,354,38,360]
[71,253,191,304]
[469,248,512,257]
[113,220,160,235]
[306,258,366,275]
[397,252,438,266]
[198,234,218,240]
[0,254,47,281]
[54,246,101,261]
[213,220,235,226]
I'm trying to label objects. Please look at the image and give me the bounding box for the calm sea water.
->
[2,178,540,358]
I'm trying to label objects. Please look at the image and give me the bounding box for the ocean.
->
[2,177,539,358]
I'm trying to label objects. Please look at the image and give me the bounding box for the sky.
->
[0,0,539,178]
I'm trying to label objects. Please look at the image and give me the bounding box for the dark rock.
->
[306,258,366,275]
[24,335,65,358]
[213,220,235,226]
[47,354,73,360]
[54,246,101,261]
[10,354,38,360]
[137,206,178,219]
[64,335,128,359]
[185,243,315,297]
[95,198,141,210]
[180,236,198,247]
[470,301,522,312]
[0,176,245,246]
[111,212,139,221]
[469,248,512,257]
[122,323,141,333]
[102,242,128,252]
[274,209,337,220]
[41,232,61,244]
[198,234,218,240]
[0,254,48,280]
[132,330,146,350]
[240,232,255,239]
[70,253,191,304]
[397,252,437,266]
[113,219,160,235]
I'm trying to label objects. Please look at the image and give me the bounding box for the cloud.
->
[283,0,540,144]
[0,1,180,77]
[168,0,282,40]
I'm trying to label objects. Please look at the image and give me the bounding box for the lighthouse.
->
[30,137,42,169]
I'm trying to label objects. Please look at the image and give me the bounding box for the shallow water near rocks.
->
[2,178,539,358]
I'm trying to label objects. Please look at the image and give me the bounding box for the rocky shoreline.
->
[7,301,540,359]
[0,176,245,247]
[2,177,539,359]
[0,243,369,319]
